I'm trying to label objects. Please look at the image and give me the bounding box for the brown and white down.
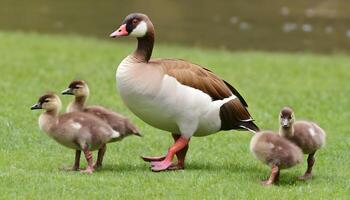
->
[31,93,124,174]
[250,131,303,185]
[279,107,326,180]
[61,80,141,169]
[110,13,259,172]
[62,80,141,137]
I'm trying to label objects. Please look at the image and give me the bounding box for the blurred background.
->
[1,0,350,53]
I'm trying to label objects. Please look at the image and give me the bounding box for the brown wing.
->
[84,106,140,136]
[152,58,259,132]
[153,58,248,106]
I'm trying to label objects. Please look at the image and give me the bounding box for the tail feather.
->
[125,120,142,137]
[219,98,259,133]
[239,121,260,134]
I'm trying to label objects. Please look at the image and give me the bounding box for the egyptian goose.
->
[31,93,123,174]
[250,131,303,185]
[110,13,259,171]
[279,107,326,180]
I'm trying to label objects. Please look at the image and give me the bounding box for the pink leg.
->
[168,134,189,170]
[80,148,94,174]
[261,164,280,186]
[151,136,190,172]
[141,133,189,166]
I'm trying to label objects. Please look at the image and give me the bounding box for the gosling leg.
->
[261,164,280,186]
[299,152,315,180]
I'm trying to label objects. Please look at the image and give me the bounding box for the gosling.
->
[62,80,140,137]
[250,131,303,186]
[31,93,124,174]
[62,80,141,168]
[279,107,326,180]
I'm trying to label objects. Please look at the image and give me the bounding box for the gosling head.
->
[61,80,90,98]
[279,107,295,128]
[31,93,62,112]
[109,13,153,38]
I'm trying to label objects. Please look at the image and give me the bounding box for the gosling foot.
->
[298,173,312,181]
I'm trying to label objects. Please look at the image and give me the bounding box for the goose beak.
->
[110,24,128,38]
[30,103,42,110]
[61,88,74,95]
[281,118,289,127]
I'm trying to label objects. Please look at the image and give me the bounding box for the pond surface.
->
[1,0,350,53]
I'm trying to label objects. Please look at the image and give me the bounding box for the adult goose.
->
[110,13,259,171]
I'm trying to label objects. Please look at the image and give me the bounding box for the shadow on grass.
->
[185,161,261,173]
[96,163,147,172]
[260,171,312,187]
[90,160,261,174]
[58,161,321,187]
[184,162,316,186]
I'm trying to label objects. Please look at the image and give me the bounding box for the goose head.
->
[279,107,295,128]
[31,93,62,113]
[61,80,90,98]
[110,13,154,38]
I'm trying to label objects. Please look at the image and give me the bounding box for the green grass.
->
[0,31,349,199]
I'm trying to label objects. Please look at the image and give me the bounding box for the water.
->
[1,0,350,53]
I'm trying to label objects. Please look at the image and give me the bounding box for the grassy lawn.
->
[0,31,349,199]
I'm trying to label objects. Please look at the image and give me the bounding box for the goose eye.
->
[132,19,138,25]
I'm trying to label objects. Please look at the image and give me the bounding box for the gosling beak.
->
[281,118,289,127]
[61,88,74,95]
[30,103,42,110]
[110,24,128,38]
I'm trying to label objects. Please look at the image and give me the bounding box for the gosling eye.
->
[43,99,49,103]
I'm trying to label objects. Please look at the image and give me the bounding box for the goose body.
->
[279,107,326,180]
[31,93,122,174]
[111,13,259,171]
[117,56,241,137]
[250,131,303,185]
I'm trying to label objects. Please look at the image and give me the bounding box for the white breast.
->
[116,56,236,138]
